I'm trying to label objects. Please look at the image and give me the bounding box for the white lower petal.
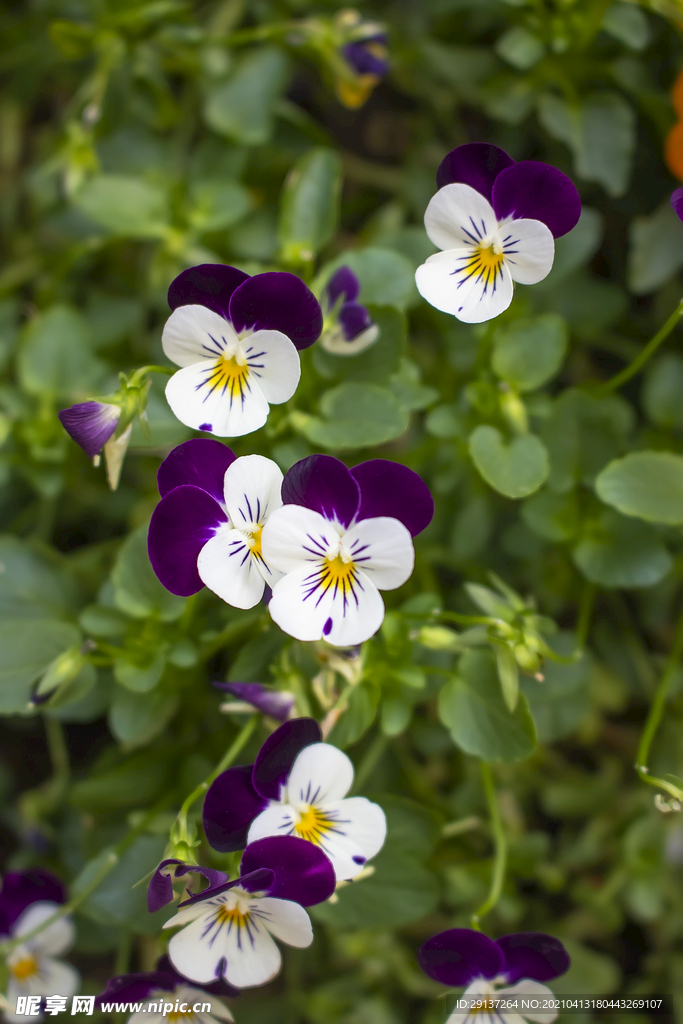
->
[268,564,385,646]
[197,526,266,609]
[343,517,414,590]
[416,249,513,324]
[287,743,354,803]
[165,360,270,437]
[15,904,74,958]
[251,899,312,948]
[162,306,240,368]
[500,218,554,285]
[424,184,500,252]
[496,980,558,1024]
[261,505,343,575]
[242,331,301,404]
[326,796,387,862]
[32,958,79,999]
[247,803,298,846]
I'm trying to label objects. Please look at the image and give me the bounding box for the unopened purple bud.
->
[58,402,120,459]
[214,682,295,721]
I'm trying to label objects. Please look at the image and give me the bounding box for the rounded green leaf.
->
[492,314,568,391]
[112,525,186,622]
[469,425,549,499]
[279,148,343,260]
[186,179,251,232]
[643,354,683,428]
[292,383,409,450]
[203,48,288,145]
[0,619,82,713]
[18,306,102,399]
[312,306,407,385]
[74,175,170,237]
[573,511,671,587]
[596,451,683,525]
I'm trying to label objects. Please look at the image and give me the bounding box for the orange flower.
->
[665,68,683,180]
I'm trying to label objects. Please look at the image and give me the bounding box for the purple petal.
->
[338,302,374,342]
[147,860,229,913]
[168,264,249,319]
[491,161,581,239]
[497,933,570,984]
[342,40,388,77]
[155,956,240,999]
[282,455,360,530]
[214,682,294,722]
[148,485,227,597]
[418,929,504,987]
[252,717,322,801]
[436,142,515,199]
[671,187,683,223]
[326,266,361,307]
[228,273,323,351]
[177,870,274,907]
[0,870,66,937]
[58,402,119,459]
[203,764,268,853]
[240,836,335,907]
[95,972,177,1009]
[157,438,236,502]
[352,459,434,537]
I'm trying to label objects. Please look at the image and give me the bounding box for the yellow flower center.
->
[461,243,506,288]
[10,956,38,981]
[202,354,250,403]
[293,805,336,844]
[215,903,250,930]
[244,523,263,559]
[320,553,357,595]
[166,1011,196,1024]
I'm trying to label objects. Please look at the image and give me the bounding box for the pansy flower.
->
[163,835,335,989]
[319,267,379,355]
[214,682,295,722]
[147,439,283,607]
[0,870,79,1021]
[334,10,389,109]
[419,929,570,1024]
[203,718,387,882]
[415,142,581,324]
[260,454,434,646]
[162,264,322,437]
[95,954,237,1024]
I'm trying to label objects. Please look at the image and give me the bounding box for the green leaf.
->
[70,751,170,811]
[521,633,591,743]
[112,525,186,622]
[279,148,343,261]
[380,696,412,737]
[602,3,650,50]
[0,535,78,621]
[596,451,683,525]
[627,199,683,294]
[492,314,568,391]
[203,48,289,145]
[113,650,166,692]
[327,684,377,749]
[312,306,407,384]
[573,510,672,588]
[186,179,251,232]
[74,175,170,237]
[494,642,519,711]
[495,26,544,69]
[469,426,549,499]
[536,207,604,289]
[109,687,179,748]
[522,489,580,541]
[317,248,418,311]
[18,306,102,399]
[0,619,82,713]
[438,650,537,762]
[643,354,683,428]
[292,383,409,451]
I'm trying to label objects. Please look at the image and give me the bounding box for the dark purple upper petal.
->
[282,455,360,530]
[252,717,322,801]
[147,860,229,913]
[342,40,388,77]
[326,266,361,308]
[168,264,250,320]
[436,143,515,200]
[351,459,434,537]
[157,438,236,502]
[58,402,119,459]
[497,933,570,984]
[671,187,683,223]
[148,485,227,597]
[491,161,581,239]
[419,929,504,987]
[0,870,66,937]
[228,273,323,351]
[214,682,294,722]
[155,955,239,999]
[240,836,335,907]
[338,302,374,342]
[203,764,268,853]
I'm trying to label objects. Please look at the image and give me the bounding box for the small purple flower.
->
[58,402,120,459]
[334,11,389,109]
[260,454,434,646]
[162,264,322,437]
[163,835,335,989]
[320,267,379,355]
[203,717,386,882]
[671,187,683,222]
[214,682,295,721]
[147,438,283,606]
[416,142,581,324]
[343,36,389,79]
[147,860,230,914]
[95,954,237,1022]
[419,929,570,1023]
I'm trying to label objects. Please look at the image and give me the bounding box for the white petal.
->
[31,958,79,999]
[253,898,312,948]
[499,219,554,285]
[197,526,266,609]
[287,743,354,803]
[163,900,209,931]
[416,249,513,324]
[242,331,301,404]
[268,564,385,646]
[162,306,239,368]
[288,794,386,881]
[496,980,558,1024]
[15,904,74,958]
[247,803,297,846]
[224,455,283,528]
[343,517,414,590]
[424,184,499,252]
[326,796,387,862]
[173,985,233,1022]
[261,505,342,575]
[165,361,270,437]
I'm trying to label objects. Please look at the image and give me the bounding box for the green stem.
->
[635,605,683,801]
[45,717,70,800]
[471,762,507,930]
[597,298,683,395]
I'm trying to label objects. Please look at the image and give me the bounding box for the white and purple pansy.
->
[0,870,79,1021]
[147,439,283,608]
[419,929,570,1024]
[147,860,230,914]
[162,835,335,989]
[213,682,295,722]
[203,718,387,882]
[415,142,581,324]
[162,264,322,436]
[320,266,379,355]
[260,454,434,647]
[95,954,237,1024]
